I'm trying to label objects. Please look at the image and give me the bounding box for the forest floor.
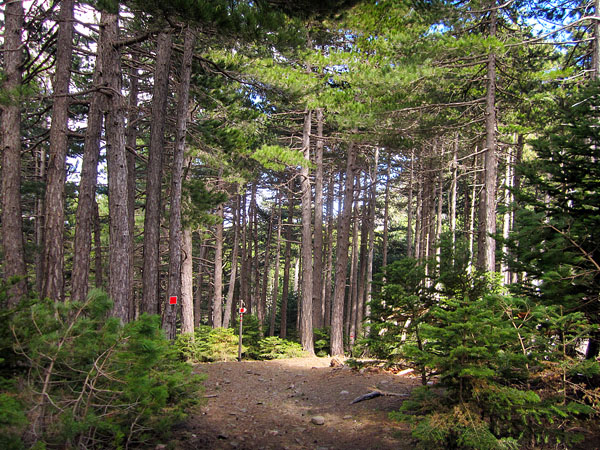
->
[169,356,420,449]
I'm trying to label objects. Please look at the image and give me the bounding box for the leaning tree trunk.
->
[331,143,357,356]
[1,0,28,304]
[104,11,132,321]
[299,109,314,353]
[72,9,105,303]
[164,26,194,340]
[142,31,172,315]
[42,0,74,301]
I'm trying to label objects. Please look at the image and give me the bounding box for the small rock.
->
[267,430,279,436]
[239,408,247,413]
[311,415,325,425]
[343,415,352,420]
[340,390,349,395]
[223,378,231,384]
[380,379,389,384]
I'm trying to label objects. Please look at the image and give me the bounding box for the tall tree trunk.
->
[406,150,415,258]
[126,51,140,320]
[360,147,379,340]
[104,11,132,321]
[240,190,250,311]
[331,143,357,356]
[195,237,208,327]
[312,108,325,329]
[350,175,364,349]
[593,0,600,80]
[35,147,46,294]
[141,32,172,315]
[270,197,283,336]
[478,3,498,272]
[213,191,224,328]
[259,202,276,333]
[42,0,74,301]
[382,154,391,266]
[414,166,422,260]
[469,152,480,274]
[164,26,194,339]
[501,141,514,285]
[450,134,459,262]
[280,180,295,338]
[223,194,241,329]
[93,199,103,288]
[72,12,105,303]
[299,109,314,353]
[181,228,194,335]
[1,0,28,304]
[323,172,335,327]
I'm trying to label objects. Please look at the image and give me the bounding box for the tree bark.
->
[195,237,208,326]
[164,26,194,339]
[349,175,362,348]
[1,0,28,304]
[104,11,132,321]
[72,8,105,303]
[142,31,172,315]
[223,194,241,329]
[312,108,325,329]
[478,3,498,272]
[213,190,224,328]
[299,109,314,353]
[280,179,295,338]
[259,202,275,333]
[323,172,335,327]
[269,196,283,336]
[331,143,357,356]
[382,154,391,266]
[181,228,195,335]
[593,0,600,80]
[42,0,74,301]
[406,150,414,258]
[93,199,103,289]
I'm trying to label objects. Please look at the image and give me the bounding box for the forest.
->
[1,0,600,448]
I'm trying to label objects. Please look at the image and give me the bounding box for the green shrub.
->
[1,288,203,448]
[255,336,306,360]
[314,327,330,357]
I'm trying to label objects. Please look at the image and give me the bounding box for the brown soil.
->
[172,357,420,449]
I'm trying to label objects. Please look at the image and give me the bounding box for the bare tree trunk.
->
[72,9,105,303]
[223,195,241,329]
[406,150,415,258]
[35,148,46,294]
[93,200,103,288]
[126,51,140,320]
[312,108,325,329]
[382,154,391,266]
[270,197,283,336]
[331,143,357,356]
[323,173,335,327]
[259,201,276,333]
[195,238,208,327]
[105,11,132,321]
[469,152,480,274]
[181,228,195,335]
[450,134,459,261]
[300,109,314,353]
[414,165,422,260]
[42,0,74,301]
[280,180,295,338]
[478,3,498,272]
[164,26,194,339]
[252,183,260,315]
[240,190,250,310]
[1,0,28,304]
[142,31,172,315]
[349,175,361,348]
[213,191,224,328]
[360,147,378,340]
[593,0,600,80]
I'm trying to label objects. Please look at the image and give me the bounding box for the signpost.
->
[238,304,246,362]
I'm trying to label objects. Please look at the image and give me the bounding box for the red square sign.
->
[169,296,177,305]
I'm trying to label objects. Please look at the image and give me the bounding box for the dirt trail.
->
[172,357,419,449]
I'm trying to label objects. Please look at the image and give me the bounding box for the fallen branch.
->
[351,388,409,404]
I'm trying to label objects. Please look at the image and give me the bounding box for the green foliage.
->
[254,336,306,360]
[192,326,241,362]
[314,327,331,357]
[0,288,203,448]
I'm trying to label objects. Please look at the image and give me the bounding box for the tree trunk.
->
[270,197,283,336]
[331,143,357,356]
[259,202,276,333]
[323,172,335,327]
[104,11,132,321]
[72,11,105,303]
[382,154,391,266]
[223,195,241,329]
[164,26,194,340]
[42,0,74,301]
[1,0,28,304]
[181,227,195,335]
[240,190,250,310]
[195,237,208,327]
[450,134,458,261]
[93,199,103,288]
[280,180,295,338]
[299,109,314,353]
[406,150,415,259]
[593,0,600,80]
[349,175,362,348]
[126,51,140,320]
[478,3,498,272]
[141,32,172,315]
[312,108,325,329]
[213,193,224,328]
